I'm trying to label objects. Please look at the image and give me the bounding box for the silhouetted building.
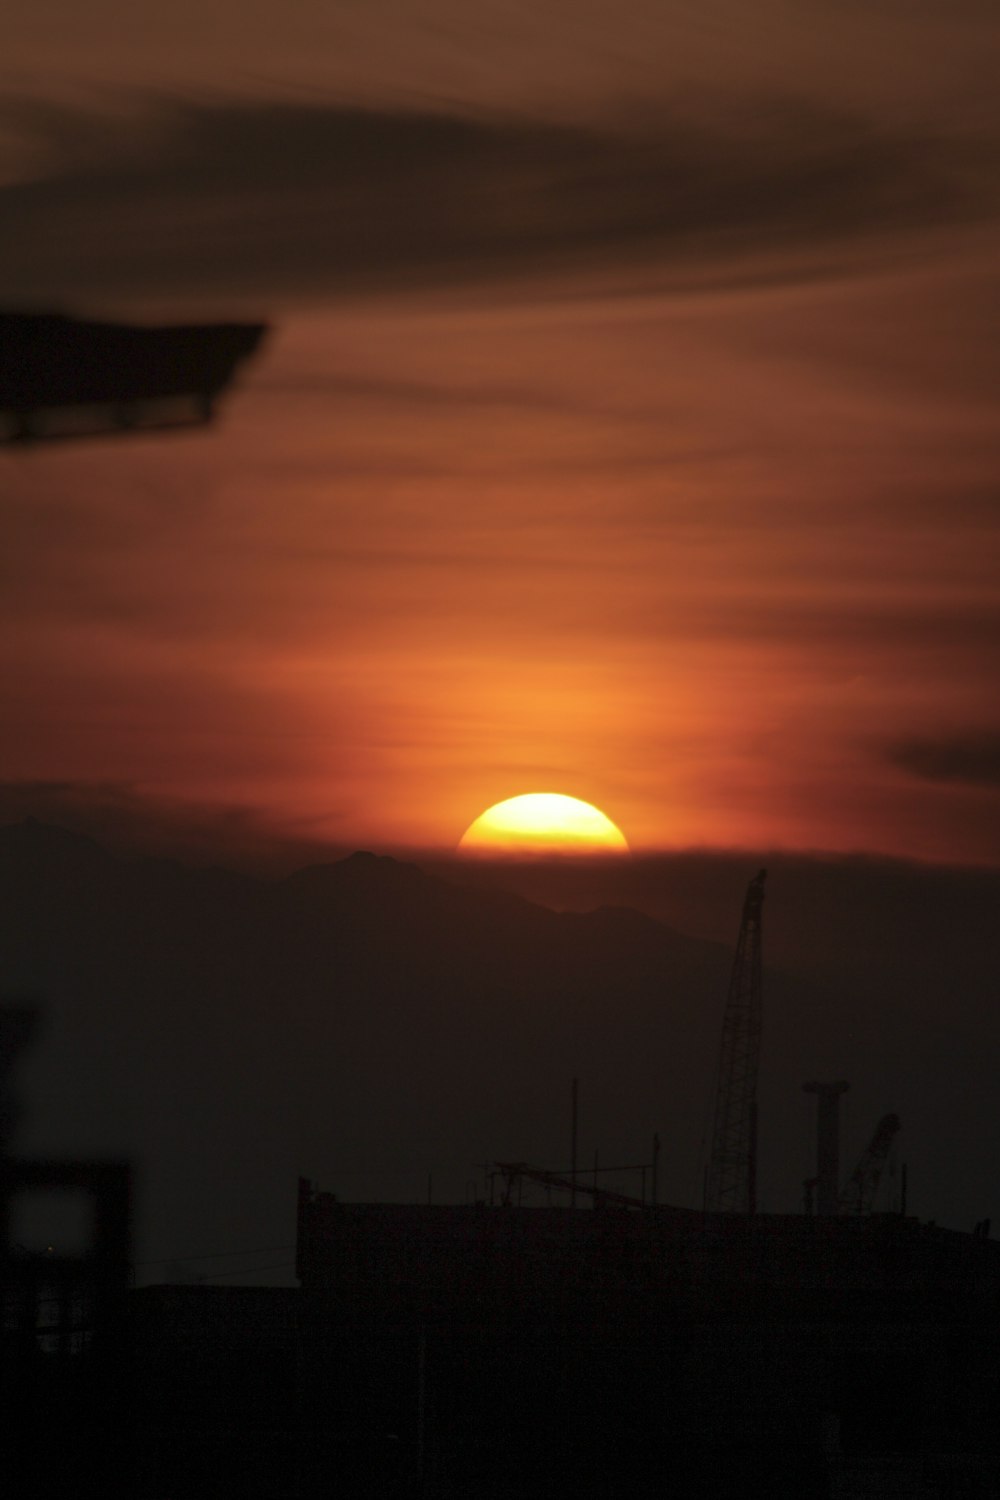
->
[1,1157,131,1498]
[296,1181,1000,1497]
[131,1285,300,1499]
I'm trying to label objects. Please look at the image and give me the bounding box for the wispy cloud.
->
[1,94,993,304]
[888,733,1000,788]
[1,48,998,866]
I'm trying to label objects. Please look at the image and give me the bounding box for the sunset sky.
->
[3,1,999,864]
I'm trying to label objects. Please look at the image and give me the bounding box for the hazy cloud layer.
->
[5,1,999,126]
[2,2,999,867]
[1,95,994,305]
[3,244,999,862]
[0,781,351,868]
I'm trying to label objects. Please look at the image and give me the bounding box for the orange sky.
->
[2,3,999,864]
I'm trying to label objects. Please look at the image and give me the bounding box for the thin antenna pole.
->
[748,1098,758,1215]
[416,1325,427,1482]
[571,1077,578,1210]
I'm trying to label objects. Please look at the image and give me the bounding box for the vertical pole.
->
[804,1082,848,1215]
[571,1077,578,1210]
[57,1277,73,1360]
[748,1098,758,1215]
[416,1324,427,1483]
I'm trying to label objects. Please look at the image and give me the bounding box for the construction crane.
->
[705,869,766,1214]
[839,1113,901,1215]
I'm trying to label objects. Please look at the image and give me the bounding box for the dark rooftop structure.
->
[295,1181,1000,1497]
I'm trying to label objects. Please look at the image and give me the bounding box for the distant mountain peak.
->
[0,817,115,863]
[279,849,441,911]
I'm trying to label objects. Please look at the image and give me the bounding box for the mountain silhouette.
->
[0,821,733,1274]
[3,819,997,1270]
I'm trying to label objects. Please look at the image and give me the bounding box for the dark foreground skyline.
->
[3,816,997,1284]
[4,8,999,1492]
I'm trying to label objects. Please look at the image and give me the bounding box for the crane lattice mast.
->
[705,869,766,1214]
[839,1113,901,1215]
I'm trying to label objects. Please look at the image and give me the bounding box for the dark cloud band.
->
[889,733,1000,788]
[1,95,991,303]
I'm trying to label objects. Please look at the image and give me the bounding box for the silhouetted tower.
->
[803,1080,849,1214]
[705,869,766,1213]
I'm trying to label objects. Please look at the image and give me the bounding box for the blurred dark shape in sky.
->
[0,312,266,444]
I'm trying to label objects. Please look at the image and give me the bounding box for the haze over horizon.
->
[4,816,999,1274]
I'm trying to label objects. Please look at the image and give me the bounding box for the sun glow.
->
[458,793,630,856]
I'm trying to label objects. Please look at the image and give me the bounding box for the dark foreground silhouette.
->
[3,821,1000,1494]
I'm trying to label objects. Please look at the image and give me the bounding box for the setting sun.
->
[458,793,630,856]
